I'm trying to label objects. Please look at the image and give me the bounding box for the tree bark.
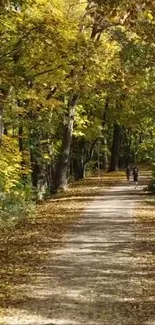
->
[0,107,4,144]
[18,126,24,153]
[72,159,86,180]
[30,140,47,200]
[108,123,121,172]
[4,126,8,135]
[30,149,40,188]
[101,97,109,170]
[0,87,10,143]
[53,94,79,191]
[71,138,98,180]
[124,132,132,167]
[29,129,42,188]
[102,138,108,169]
[18,126,28,183]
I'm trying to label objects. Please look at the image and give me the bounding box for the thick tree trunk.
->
[118,156,125,169]
[108,123,121,172]
[53,94,79,192]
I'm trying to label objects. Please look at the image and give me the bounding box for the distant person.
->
[133,166,139,188]
[126,166,131,181]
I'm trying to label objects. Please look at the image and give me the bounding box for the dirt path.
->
[3,178,155,325]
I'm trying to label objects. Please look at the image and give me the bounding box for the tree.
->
[0,0,155,203]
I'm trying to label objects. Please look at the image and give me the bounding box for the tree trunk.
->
[102,138,108,169]
[29,129,42,189]
[125,138,132,167]
[18,126,28,183]
[30,149,47,200]
[101,97,109,170]
[72,158,86,180]
[4,127,8,135]
[108,123,121,172]
[71,138,98,180]
[30,149,40,187]
[53,94,79,192]
[78,164,86,179]
[0,87,10,142]
[122,129,132,168]
[0,107,4,143]
[18,126,23,153]
[46,163,53,190]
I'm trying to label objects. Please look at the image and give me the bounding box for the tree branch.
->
[46,86,57,100]
[0,27,37,61]
[33,65,62,78]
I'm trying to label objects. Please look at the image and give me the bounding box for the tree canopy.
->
[0,0,155,218]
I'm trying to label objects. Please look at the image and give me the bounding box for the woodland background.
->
[0,0,155,224]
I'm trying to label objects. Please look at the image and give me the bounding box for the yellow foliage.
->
[0,136,22,193]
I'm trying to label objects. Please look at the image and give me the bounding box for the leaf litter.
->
[0,173,119,317]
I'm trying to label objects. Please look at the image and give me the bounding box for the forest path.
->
[3,173,155,325]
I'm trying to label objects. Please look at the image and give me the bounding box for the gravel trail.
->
[3,179,155,325]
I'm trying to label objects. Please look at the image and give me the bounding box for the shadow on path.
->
[2,177,155,325]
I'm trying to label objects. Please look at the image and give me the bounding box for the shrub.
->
[0,136,35,229]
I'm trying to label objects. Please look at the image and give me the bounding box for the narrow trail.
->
[3,176,155,325]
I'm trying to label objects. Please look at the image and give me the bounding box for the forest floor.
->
[1,171,155,325]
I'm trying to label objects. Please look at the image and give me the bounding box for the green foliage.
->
[148,163,155,193]
[0,186,35,229]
